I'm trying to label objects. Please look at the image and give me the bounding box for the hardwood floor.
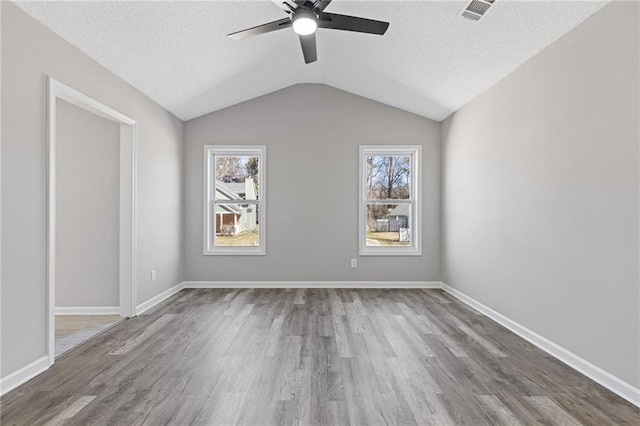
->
[2,289,638,425]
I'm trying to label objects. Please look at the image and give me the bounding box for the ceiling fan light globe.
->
[293,17,317,35]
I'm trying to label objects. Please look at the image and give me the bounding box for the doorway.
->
[46,77,137,365]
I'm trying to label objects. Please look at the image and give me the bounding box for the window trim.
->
[358,145,422,256]
[203,145,266,255]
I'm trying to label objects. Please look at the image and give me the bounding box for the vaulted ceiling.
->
[15,0,609,121]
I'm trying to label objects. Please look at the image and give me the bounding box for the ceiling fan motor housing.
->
[293,8,318,21]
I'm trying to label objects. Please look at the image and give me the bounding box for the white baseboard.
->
[183,281,443,289]
[55,306,120,315]
[136,282,185,315]
[0,356,49,397]
[441,283,640,408]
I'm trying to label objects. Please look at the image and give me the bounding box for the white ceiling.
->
[15,0,609,121]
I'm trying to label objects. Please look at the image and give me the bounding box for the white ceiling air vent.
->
[461,0,496,21]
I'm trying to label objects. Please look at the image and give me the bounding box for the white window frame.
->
[359,145,422,256]
[203,145,266,255]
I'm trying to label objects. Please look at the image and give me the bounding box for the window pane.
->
[365,155,411,200]
[366,204,411,246]
[214,203,259,246]
[214,156,259,201]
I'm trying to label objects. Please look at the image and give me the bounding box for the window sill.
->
[203,249,266,256]
[359,248,422,256]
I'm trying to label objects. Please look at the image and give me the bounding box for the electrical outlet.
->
[151,270,157,282]
[351,259,357,268]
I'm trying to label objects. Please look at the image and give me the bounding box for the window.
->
[359,146,421,256]
[204,145,266,255]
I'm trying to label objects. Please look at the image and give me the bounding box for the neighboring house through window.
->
[204,145,266,255]
[359,145,421,256]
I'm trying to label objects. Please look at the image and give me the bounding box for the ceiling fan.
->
[228,0,389,64]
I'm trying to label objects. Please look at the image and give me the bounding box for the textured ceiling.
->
[15,0,609,121]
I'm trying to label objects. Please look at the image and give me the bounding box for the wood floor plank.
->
[328,289,346,316]
[108,314,177,355]
[237,399,293,426]
[2,288,638,425]
[426,290,452,304]
[456,322,509,358]
[276,336,302,401]
[477,395,525,426]
[525,395,585,426]
[264,314,285,357]
[207,392,247,425]
[344,302,367,334]
[293,288,306,305]
[332,315,353,358]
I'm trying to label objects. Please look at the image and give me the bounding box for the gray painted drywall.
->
[55,99,120,308]
[184,84,440,282]
[442,1,640,388]
[1,3,184,377]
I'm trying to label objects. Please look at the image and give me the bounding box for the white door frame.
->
[46,77,137,366]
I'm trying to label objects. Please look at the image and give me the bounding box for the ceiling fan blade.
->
[314,0,332,13]
[228,18,292,40]
[318,13,389,35]
[299,33,317,64]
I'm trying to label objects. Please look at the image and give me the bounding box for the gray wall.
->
[185,84,441,282]
[55,99,120,308]
[1,3,184,377]
[442,1,639,388]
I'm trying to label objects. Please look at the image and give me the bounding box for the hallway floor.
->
[55,314,122,358]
